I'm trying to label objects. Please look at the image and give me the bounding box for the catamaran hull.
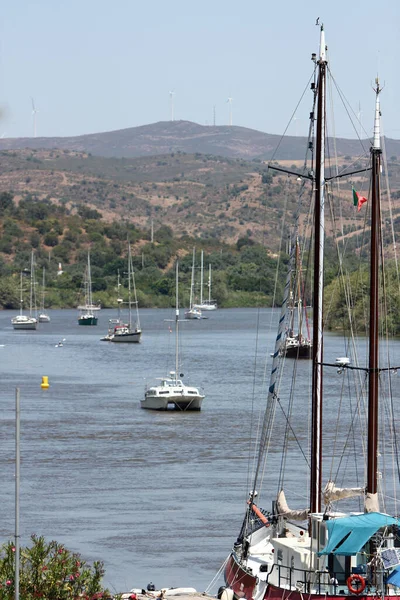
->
[12,320,38,330]
[141,394,203,411]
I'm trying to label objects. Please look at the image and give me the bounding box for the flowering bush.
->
[0,535,113,600]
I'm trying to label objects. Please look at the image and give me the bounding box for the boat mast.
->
[175,261,179,380]
[310,25,326,515]
[128,243,132,328]
[200,250,204,305]
[189,247,195,309]
[208,264,212,303]
[367,80,382,503]
[30,251,35,318]
[87,252,93,308]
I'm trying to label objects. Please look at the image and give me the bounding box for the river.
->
[0,308,398,595]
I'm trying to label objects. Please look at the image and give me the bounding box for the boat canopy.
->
[387,567,400,586]
[319,512,398,556]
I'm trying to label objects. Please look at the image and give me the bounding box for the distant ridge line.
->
[0,120,399,161]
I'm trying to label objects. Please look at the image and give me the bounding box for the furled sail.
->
[365,492,380,513]
[323,480,364,505]
[276,489,309,521]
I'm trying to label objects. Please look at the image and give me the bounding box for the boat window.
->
[159,391,169,395]
[319,523,326,547]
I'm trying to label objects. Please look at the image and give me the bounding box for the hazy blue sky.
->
[0,0,398,140]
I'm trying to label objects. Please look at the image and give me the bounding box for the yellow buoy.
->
[41,376,49,389]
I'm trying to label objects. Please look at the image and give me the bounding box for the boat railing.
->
[271,563,387,596]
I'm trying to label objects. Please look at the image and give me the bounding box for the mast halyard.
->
[310,24,326,516]
[367,79,382,508]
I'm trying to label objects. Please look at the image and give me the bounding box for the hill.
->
[1,120,400,161]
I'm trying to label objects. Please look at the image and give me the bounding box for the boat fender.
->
[346,574,366,595]
[220,589,234,600]
[217,586,226,599]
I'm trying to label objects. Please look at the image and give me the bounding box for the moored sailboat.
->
[194,251,218,311]
[78,252,98,326]
[109,244,142,343]
[223,25,400,600]
[142,261,204,411]
[185,247,202,320]
[38,267,51,323]
[12,252,38,330]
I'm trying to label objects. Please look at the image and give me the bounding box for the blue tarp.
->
[387,566,400,586]
[319,512,398,556]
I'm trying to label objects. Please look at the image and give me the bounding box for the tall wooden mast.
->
[367,80,382,504]
[310,25,327,515]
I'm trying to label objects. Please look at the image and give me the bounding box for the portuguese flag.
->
[352,187,368,211]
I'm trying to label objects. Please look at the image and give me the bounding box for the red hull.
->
[225,557,397,600]
[224,553,257,599]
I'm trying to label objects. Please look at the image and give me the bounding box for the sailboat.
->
[193,251,218,311]
[281,240,311,358]
[223,25,400,600]
[185,247,202,320]
[38,267,51,323]
[78,252,98,326]
[11,252,38,330]
[142,261,204,410]
[109,244,142,343]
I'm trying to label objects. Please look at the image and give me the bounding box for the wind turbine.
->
[227,97,233,126]
[31,98,38,138]
[169,90,175,121]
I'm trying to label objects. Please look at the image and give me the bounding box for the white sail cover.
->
[323,480,364,505]
[276,489,309,521]
[365,492,380,513]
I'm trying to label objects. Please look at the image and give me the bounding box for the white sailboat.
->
[223,25,400,600]
[78,252,98,326]
[185,247,202,320]
[194,251,218,311]
[109,244,142,343]
[142,261,204,410]
[12,252,38,330]
[38,267,51,323]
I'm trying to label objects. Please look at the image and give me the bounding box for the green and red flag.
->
[352,187,368,211]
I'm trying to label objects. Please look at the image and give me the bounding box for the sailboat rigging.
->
[142,261,204,411]
[11,251,38,330]
[78,252,99,326]
[38,267,51,323]
[194,251,218,311]
[223,25,400,600]
[185,247,202,320]
[104,244,142,343]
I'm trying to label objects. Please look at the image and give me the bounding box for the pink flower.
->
[75,572,80,578]
[11,547,16,553]
[42,566,48,571]
[69,575,75,581]
[6,580,12,586]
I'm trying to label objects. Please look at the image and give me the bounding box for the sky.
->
[0,0,399,141]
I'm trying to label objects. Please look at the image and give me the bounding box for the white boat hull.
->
[142,377,204,411]
[38,313,51,323]
[193,303,217,311]
[12,316,38,330]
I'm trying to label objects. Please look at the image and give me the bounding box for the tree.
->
[0,535,113,600]
[0,192,14,214]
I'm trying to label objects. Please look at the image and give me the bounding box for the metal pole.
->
[15,387,20,600]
